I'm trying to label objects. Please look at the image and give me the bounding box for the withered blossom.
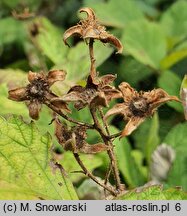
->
[8,70,69,120]
[104,82,180,137]
[12,7,35,20]
[55,118,108,154]
[51,74,122,110]
[63,7,123,54]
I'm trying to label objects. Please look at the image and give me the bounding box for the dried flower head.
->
[104,82,180,137]
[8,70,69,120]
[63,7,123,54]
[52,74,122,110]
[12,7,35,20]
[55,118,109,154]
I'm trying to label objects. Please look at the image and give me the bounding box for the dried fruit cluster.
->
[8,8,180,197]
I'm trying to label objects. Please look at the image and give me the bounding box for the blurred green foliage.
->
[0,0,187,199]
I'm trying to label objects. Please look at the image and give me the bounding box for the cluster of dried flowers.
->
[8,8,180,196]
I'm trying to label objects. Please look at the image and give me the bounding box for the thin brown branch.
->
[73,153,117,196]
[90,107,123,192]
[45,101,94,129]
[89,38,96,80]
[108,132,122,139]
[99,108,122,191]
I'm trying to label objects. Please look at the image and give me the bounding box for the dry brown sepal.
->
[8,70,69,120]
[104,82,180,137]
[55,118,109,154]
[63,7,123,54]
[51,74,122,110]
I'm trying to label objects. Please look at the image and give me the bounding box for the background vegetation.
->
[0,0,187,199]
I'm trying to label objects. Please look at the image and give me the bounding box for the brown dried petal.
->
[102,87,123,101]
[90,91,108,107]
[121,116,145,137]
[55,119,71,144]
[28,100,42,120]
[119,82,138,101]
[8,87,28,101]
[146,89,180,109]
[56,91,84,103]
[100,74,117,86]
[51,100,71,113]
[79,7,96,21]
[28,71,44,83]
[63,25,82,46]
[80,143,109,154]
[104,103,128,121]
[100,33,123,54]
[47,70,66,86]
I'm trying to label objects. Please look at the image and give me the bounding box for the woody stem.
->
[73,153,117,196]
[90,107,122,193]
[89,38,96,80]
[98,107,123,191]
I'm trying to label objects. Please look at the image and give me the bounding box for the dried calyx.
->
[8,70,69,120]
[55,118,109,154]
[51,74,122,110]
[63,7,123,54]
[104,82,180,137]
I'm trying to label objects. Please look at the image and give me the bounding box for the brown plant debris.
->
[104,82,180,137]
[8,70,69,120]
[51,74,122,110]
[63,7,123,54]
[55,118,109,154]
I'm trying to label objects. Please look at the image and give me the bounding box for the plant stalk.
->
[45,101,94,129]
[90,107,122,192]
[73,153,117,196]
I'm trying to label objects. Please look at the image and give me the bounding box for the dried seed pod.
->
[63,7,123,54]
[55,118,109,154]
[51,74,122,110]
[104,82,180,137]
[8,70,69,120]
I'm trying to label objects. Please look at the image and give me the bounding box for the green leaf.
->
[0,116,78,200]
[61,151,103,183]
[122,19,167,69]
[59,41,114,84]
[144,114,160,164]
[161,49,187,70]
[160,0,187,47]
[115,131,146,187]
[32,17,68,64]
[115,185,187,200]
[83,0,144,28]
[133,114,160,164]
[0,181,38,200]
[158,70,183,112]
[164,122,187,190]
[118,56,153,87]
[0,17,26,46]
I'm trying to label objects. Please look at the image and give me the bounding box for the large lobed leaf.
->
[121,19,167,69]
[158,70,183,113]
[160,0,187,47]
[115,185,187,200]
[0,115,78,200]
[83,0,144,28]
